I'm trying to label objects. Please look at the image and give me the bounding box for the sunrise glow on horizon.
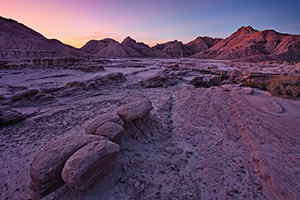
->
[1,0,300,48]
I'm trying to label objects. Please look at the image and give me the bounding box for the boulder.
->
[117,99,153,122]
[30,135,104,195]
[0,109,25,125]
[85,113,124,135]
[61,140,120,190]
[95,122,126,144]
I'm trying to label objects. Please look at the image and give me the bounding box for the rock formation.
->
[30,135,103,196]
[29,99,156,198]
[192,26,300,62]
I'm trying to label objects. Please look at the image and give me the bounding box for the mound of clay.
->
[85,113,124,135]
[30,135,103,196]
[95,122,126,144]
[117,99,153,122]
[61,140,120,190]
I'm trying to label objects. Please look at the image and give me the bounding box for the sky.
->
[1,0,300,48]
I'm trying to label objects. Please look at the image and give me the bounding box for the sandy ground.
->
[1,58,300,200]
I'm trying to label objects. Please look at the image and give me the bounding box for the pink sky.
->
[1,0,299,48]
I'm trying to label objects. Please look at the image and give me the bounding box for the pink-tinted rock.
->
[95,122,126,144]
[61,140,120,190]
[30,135,103,195]
[117,99,153,122]
[85,113,124,135]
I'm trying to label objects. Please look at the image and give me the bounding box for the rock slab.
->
[30,135,103,195]
[61,140,120,190]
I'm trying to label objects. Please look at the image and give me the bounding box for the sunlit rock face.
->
[192,26,300,62]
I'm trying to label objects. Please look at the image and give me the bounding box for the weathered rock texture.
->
[61,140,120,190]
[30,135,103,196]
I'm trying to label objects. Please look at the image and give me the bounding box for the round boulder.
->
[95,122,126,144]
[85,113,124,135]
[30,135,103,195]
[61,140,120,190]
[117,99,153,122]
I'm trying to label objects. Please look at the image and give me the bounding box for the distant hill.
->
[152,40,192,57]
[81,37,170,58]
[192,26,300,62]
[121,36,170,58]
[1,16,299,62]
[81,38,142,57]
[0,16,86,59]
[185,36,222,54]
